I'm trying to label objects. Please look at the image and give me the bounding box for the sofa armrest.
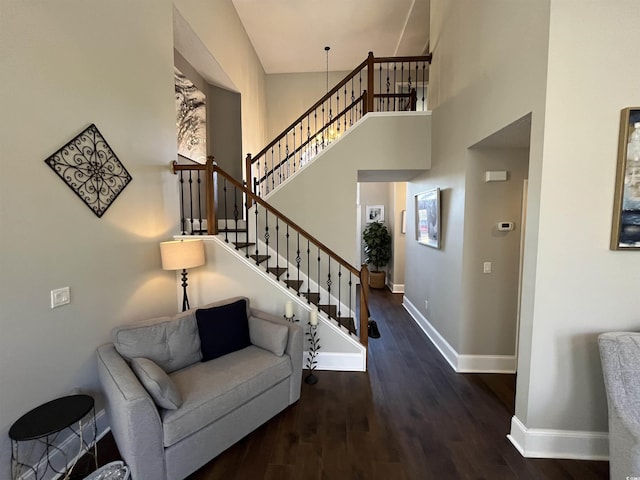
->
[97,344,167,480]
[598,332,640,479]
[250,309,303,404]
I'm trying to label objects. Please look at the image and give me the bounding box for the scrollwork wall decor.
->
[44,124,132,218]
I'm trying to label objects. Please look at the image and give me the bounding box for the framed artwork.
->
[175,67,207,164]
[415,188,440,248]
[366,205,384,223]
[611,107,640,249]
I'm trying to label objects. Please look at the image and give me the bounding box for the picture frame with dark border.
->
[611,107,640,250]
[416,188,440,249]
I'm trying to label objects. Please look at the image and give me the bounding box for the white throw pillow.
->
[131,357,183,410]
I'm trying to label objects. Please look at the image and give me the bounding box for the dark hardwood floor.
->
[81,288,609,479]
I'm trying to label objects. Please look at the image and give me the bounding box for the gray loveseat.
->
[598,331,640,480]
[97,297,303,480]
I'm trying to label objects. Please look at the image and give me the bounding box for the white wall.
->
[0,1,272,474]
[0,1,179,475]
[517,0,640,439]
[423,0,640,459]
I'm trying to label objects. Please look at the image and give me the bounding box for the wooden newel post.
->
[245,153,253,208]
[367,52,374,114]
[359,263,370,350]
[206,156,218,235]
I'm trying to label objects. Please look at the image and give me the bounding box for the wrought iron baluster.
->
[296,233,301,296]
[233,184,240,246]
[326,256,332,319]
[306,239,311,302]
[292,128,296,173]
[275,217,280,276]
[188,170,194,234]
[350,272,354,335]
[264,209,270,271]
[254,199,259,261]
[179,171,186,234]
[277,141,282,185]
[313,109,318,154]
[378,62,383,111]
[394,62,398,111]
[197,171,203,235]
[286,224,290,286]
[270,147,275,192]
[386,62,391,111]
[317,245,321,307]
[422,63,426,111]
[338,264,342,319]
[350,77,355,126]
[223,178,229,243]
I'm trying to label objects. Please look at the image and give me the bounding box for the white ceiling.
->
[231,0,430,74]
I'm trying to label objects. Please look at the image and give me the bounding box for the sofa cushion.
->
[112,309,201,373]
[162,345,292,447]
[131,357,183,410]
[249,316,288,356]
[196,299,251,362]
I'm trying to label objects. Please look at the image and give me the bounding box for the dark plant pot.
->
[369,271,386,289]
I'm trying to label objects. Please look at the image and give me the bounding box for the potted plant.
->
[362,221,392,289]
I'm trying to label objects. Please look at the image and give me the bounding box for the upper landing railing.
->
[245,51,431,198]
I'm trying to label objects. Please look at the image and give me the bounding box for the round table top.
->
[9,394,94,441]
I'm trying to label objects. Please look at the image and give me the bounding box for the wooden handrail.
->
[251,57,370,161]
[246,51,431,192]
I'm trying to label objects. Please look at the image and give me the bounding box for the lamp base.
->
[304,372,318,385]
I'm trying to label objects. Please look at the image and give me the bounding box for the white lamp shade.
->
[160,239,205,271]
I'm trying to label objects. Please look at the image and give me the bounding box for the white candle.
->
[285,301,293,318]
[310,310,318,326]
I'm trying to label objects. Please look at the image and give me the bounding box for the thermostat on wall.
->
[497,221,515,231]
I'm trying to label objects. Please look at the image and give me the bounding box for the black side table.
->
[9,394,98,480]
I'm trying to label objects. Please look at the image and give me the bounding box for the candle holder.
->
[305,319,320,385]
[284,314,297,323]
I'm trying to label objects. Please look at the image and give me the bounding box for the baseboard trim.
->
[17,408,110,480]
[402,298,516,373]
[303,351,366,372]
[507,415,609,460]
[387,281,405,294]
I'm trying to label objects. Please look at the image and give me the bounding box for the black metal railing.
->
[246,52,431,198]
[171,158,370,348]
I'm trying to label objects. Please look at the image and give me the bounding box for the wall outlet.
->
[51,287,70,308]
[483,262,492,274]
[424,300,428,311]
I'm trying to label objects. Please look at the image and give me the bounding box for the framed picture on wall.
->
[611,107,640,250]
[415,188,440,248]
[366,205,384,223]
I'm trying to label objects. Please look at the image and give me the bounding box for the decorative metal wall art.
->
[44,124,132,218]
[175,67,206,164]
[611,107,640,249]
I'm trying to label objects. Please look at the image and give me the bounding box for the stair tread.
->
[337,317,357,334]
[268,267,288,278]
[302,292,320,304]
[219,228,248,233]
[233,242,255,248]
[250,254,271,264]
[284,280,304,291]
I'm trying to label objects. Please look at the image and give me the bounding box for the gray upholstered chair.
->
[598,332,640,480]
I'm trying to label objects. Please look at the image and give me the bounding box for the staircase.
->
[170,52,431,356]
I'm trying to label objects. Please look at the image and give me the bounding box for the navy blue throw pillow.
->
[196,299,251,362]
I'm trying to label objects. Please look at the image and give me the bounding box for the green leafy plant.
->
[362,222,392,271]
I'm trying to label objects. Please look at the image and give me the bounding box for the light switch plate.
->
[51,287,70,308]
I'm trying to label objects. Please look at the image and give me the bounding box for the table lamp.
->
[160,239,205,311]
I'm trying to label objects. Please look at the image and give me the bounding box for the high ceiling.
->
[231,0,430,74]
